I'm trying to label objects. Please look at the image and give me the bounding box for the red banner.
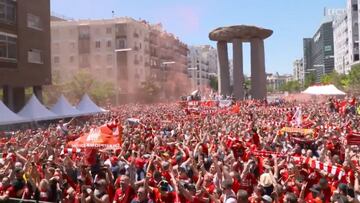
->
[67,123,122,149]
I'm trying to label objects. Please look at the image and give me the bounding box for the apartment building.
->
[51,18,189,102]
[187,45,218,94]
[0,0,51,112]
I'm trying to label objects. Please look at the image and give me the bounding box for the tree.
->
[137,78,161,103]
[348,64,360,94]
[43,70,115,106]
[320,71,345,89]
[279,81,301,93]
[304,72,316,88]
[209,75,218,91]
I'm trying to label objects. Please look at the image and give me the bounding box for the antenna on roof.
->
[112,10,115,18]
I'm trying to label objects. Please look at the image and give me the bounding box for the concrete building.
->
[293,59,304,84]
[267,73,293,92]
[187,45,218,94]
[346,0,359,68]
[0,0,51,112]
[333,12,351,74]
[51,18,189,103]
[303,21,335,82]
[333,1,360,74]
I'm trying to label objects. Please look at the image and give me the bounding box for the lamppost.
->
[114,48,132,106]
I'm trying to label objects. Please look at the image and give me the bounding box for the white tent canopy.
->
[18,95,58,121]
[0,100,29,125]
[302,84,346,95]
[76,94,103,115]
[50,95,82,118]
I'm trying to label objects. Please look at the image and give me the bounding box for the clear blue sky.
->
[51,0,346,75]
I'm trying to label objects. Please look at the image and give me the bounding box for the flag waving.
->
[67,121,122,149]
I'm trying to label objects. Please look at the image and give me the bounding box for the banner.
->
[219,100,232,108]
[67,123,122,149]
[346,132,360,146]
[280,127,313,135]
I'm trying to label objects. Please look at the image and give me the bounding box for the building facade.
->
[303,21,335,82]
[267,73,293,92]
[333,12,351,74]
[0,0,51,112]
[293,59,304,84]
[333,0,360,74]
[51,18,189,103]
[187,45,218,94]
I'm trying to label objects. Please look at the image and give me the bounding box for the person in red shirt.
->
[131,186,154,203]
[113,175,136,203]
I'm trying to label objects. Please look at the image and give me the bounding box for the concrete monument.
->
[209,25,273,100]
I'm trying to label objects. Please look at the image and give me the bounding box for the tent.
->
[17,95,58,121]
[0,100,29,125]
[50,95,82,118]
[76,94,103,115]
[302,84,346,96]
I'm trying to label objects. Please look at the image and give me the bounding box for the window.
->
[107,40,111,48]
[95,41,101,48]
[28,49,43,64]
[116,38,126,49]
[54,56,60,63]
[106,27,112,34]
[27,13,43,30]
[0,0,16,24]
[0,33,17,61]
[69,56,74,63]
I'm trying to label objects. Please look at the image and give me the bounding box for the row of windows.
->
[0,33,44,64]
[54,54,114,65]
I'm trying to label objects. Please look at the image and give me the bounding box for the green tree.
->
[320,71,346,89]
[137,78,161,103]
[304,72,316,88]
[280,81,301,93]
[44,70,115,106]
[90,81,115,105]
[67,69,95,100]
[209,75,218,91]
[348,64,360,94]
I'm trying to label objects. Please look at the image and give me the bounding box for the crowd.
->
[0,96,359,203]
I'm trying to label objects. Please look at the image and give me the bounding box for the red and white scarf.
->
[293,157,346,180]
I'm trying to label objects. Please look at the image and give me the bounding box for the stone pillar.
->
[3,85,14,110]
[3,86,25,112]
[217,41,231,97]
[232,39,244,100]
[250,38,267,100]
[33,86,43,103]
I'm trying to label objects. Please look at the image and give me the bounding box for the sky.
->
[51,0,346,75]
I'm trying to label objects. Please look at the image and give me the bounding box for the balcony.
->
[133,32,139,38]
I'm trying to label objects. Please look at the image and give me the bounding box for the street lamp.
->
[114,48,132,106]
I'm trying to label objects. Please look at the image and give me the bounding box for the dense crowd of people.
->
[0,96,359,203]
